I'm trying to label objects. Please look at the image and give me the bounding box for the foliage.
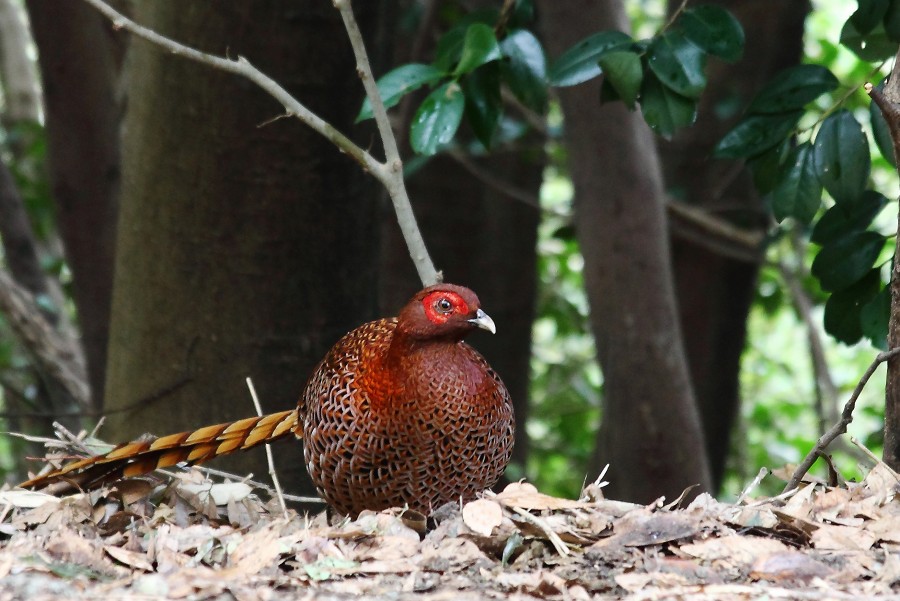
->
[358,2,744,152]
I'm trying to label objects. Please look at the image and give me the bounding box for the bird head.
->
[397,284,496,341]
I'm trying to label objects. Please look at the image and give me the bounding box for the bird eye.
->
[436,297,453,313]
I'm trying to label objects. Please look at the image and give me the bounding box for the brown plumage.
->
[22,284,515,516]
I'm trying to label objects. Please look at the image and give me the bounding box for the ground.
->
[2,458,900,600]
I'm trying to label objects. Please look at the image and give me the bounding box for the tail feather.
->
[20,409,300,492]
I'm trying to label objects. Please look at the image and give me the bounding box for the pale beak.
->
[468,309,496,334]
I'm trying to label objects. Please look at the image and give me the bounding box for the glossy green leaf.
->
[870,93,897,167]
[840,20,899,61]
[410,82,465,156]
[434,27,467,72]
[747,141,789,195]
[499,29,547,112]
[356,64,445,122]
[597,50,642,109]
[679,4,744,62]
[851,0,890,34]
[813,110,870,204]
[463,64,502,149]
[747,65,839,114]
[811,230,885,292]
[639,71,698,137]
[771,143,821,224]
[861,285,890,348]
[811,190,887,245]
[886,0,900,41]
[824,269,881,345]
[647,30,707,99]
[714,111,802,159]
[548,30,633,87]
[454,24,502,76]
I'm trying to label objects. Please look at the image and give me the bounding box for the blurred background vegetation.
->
[0,0,896,504]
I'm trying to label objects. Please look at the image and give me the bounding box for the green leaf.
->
[824,269,881,345]
[771,143,822,224]
[548,30,633,87]
[747,65,839,114]
[840,20,899,61]
[678,5,745,62]
[813,110,870,204]
[811,230,885,292]
[410,82,465,156]
[597,50,642,109]
[850,0,890,34]
[434,27,467,72]
[356,64,446,122]
[870,91,897,167]
[862,285,890,348]
[811,190,887,245]
[499,29,547,112]
[747,140,790,195]
[647,30,707,99]
[714,111,802,159]
[639,71,698,137]
[463,64,502,149]
[454,24,502,76]
[886,0,900,41]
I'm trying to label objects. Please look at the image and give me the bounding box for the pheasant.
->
[21,284,515,516]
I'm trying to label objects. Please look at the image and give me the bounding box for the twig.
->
[736,467,769,505]
[79,0,438,286]
[510,505,570,556]
[667,200,766,263]
[333,0,437,285]
[245,377,288,518]
[783,347,900,493]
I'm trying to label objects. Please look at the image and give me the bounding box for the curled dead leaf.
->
[462,499,503,537]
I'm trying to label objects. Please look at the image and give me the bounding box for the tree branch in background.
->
[779,230,840,430]
[784,347,900,493]
[0,269,89,411]
[80,0,438,286]
[0,0,41,123]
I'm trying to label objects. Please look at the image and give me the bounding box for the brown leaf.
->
[462,499,503,537]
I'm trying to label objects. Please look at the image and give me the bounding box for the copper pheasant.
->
[21,284,515,516]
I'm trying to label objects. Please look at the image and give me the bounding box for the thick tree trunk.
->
[104,1,381,497]
[27,0,122,408]
[539,0,712,502]
[662,0,810,490]
[380,150,542,474]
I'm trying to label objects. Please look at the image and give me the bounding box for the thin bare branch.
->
[80,0,438,285]
[783,347,900,493]
[333,0,437,285]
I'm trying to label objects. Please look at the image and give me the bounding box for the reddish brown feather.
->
[21,284,515,515]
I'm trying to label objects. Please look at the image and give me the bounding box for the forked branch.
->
[783,347,900,493]
[80,0,438,285]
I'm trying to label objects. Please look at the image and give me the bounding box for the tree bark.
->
[0,0,41,123]
[881,51,900,471]
[27,0,122,408]
[103,0,381,497]
[539,0,712,502]
[662,0,810,490]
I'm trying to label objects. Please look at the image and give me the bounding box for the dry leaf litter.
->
[3,457,900,600]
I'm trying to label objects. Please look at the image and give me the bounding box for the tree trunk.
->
[881,52,900,471]
[662,0,810,490]
[539,0,712,502]
[103,0,381,497]
[27,0,122,408]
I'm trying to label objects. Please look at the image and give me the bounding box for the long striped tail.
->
[20,409,300,493]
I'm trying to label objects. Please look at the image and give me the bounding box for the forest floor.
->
[2,457,900,600]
